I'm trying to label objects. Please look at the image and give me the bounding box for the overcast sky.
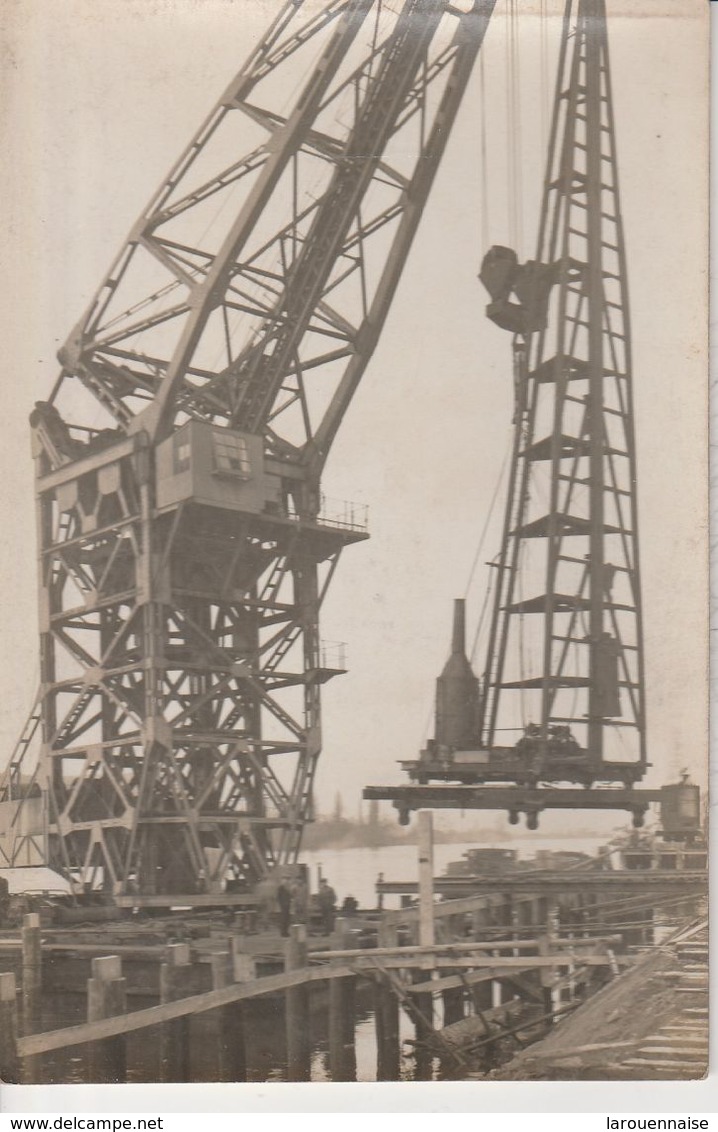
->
[0,0,709,835]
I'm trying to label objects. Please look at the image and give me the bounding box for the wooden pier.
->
[0,894,655,1084]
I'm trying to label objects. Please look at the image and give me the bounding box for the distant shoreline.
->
[302,817,610,852]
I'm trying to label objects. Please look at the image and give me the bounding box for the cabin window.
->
[174,433,192,473]
[213,430,250,478]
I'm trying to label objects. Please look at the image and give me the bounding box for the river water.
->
[301,834,611,910]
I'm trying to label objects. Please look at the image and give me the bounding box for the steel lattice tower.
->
[478,0,645,786]
[1,0,498,898]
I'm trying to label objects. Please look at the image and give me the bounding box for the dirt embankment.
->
[485,930,699,1080]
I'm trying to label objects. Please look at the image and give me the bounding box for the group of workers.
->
[276,876,356,938]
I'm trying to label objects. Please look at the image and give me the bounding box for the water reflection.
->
[31,984,450,1083]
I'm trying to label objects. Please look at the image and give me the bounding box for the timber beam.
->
[375,871,706,897]
[363,784,663,828]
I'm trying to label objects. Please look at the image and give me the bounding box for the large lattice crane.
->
[479,0,644,787]
[396,0,647,798]
[0,0,498,899]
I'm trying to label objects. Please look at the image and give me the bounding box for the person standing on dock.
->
[277,879,292,938]
[317,878,337,937]
[292,875,309,925]
[0,878,9,928]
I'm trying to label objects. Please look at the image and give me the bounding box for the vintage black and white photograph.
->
[0,0,709,1089]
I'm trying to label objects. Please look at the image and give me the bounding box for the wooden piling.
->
[21,913,41,1032]
[228,941,253,1082]
[537,940,555,1016]
[87,955,127,1083]
[417,810,435,947]
[499,972,515,1005]
[327,925,356,1082]
[208,950,246,1082]
[538,898,559,1020]
[331,916,354,951]
[462,915,493,1014]
[502,894,514,931]
[231,939,256,983]
[285,923,311,1082]
[372,921,400,1080]
[329,976,357,1082]
[159,942,191,1082]
[0,973,20,1083]
[469,898,493,1011]
[374,976,400,1081]
[442,985,464,1026]
[471,977,493,1013]
[411,965,434,1081]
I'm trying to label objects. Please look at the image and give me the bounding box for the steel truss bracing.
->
[1,0,497,895]
[478,0,645,785]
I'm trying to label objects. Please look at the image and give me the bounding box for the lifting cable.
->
[540,0,549,156]
[505,0,524,254]
[465,434,512,667]
[464,434,512,602]
[469,568,493,669]
[479,49,490,252]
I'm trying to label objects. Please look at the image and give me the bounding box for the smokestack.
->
[451,598,466,656]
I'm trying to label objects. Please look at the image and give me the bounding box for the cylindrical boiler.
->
[435,599,480,751]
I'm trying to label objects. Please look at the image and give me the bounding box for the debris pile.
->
[481,920,707,1080]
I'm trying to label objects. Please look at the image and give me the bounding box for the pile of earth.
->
[480,921,702,1081]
